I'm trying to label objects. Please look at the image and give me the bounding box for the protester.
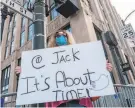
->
[15,30,112,107]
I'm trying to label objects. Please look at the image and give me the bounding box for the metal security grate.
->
[1,84,135,107]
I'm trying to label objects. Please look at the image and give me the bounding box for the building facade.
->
[1,0,135,98]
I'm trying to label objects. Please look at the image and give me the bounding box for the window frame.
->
[20,17,26,47]
[49,0,59,21]
[16,58,21,91]
[10,15,16,54]
[1,66,11,94]
[28,20,34,41]
[123,72,130,85]
[63,25,72,32]
[5,37,9,59]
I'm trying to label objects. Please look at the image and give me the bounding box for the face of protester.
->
[55,31,68,46]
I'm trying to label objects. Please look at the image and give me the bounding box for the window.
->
[110,72,116,84]
[10,15,16,54]
[7,32,10,42]
[7,19,12,42]
[50,0,59,20]
[28,21,34,40]
[23,0,35,12]
[95,27,108,57]
[64,25,72,32]
[20,32,25,47]
[16,58,21,91]
[20,17,26,47]
[123,72,130,85]
[9,20,12,29]
[95,27,102,40]
[23,0,28,7]
[1,66,11,94]
[115,47,123,64]
[21,17,26,32]
[10,37,15,54]
[18,58,21,66]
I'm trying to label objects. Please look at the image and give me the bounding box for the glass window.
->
[23,0,35,10]
[21,17,25,32]
[7,19,12,42]
[64,25,72,32]
[20,17,26,47]
[29,0,35,4]
[50,0,59,20]
[9,21,12,29]
[20,31,25,47]
[23,0,28,7]
[123,72,130,85]
[28,21,34,40]
[10,40,15,54]
[18,58,21,66]
[1,66,11,94]
[95,28,102,40]
[110,72,116,84]
[51,8,59,20]
[16,58,21,91]
[10,15,16,54]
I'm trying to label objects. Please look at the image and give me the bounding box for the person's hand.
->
[15,66,21,74]
[106,60,113,72]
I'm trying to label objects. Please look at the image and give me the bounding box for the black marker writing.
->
[77,89,86,99]
[52,50,66,64]
[86,88,91,98]
[41,77,50,91]
[56,71,66,88]
[55,69,95,88]
[66,90,78,100]
[34,78,40,91]
[31,55,45,69]
[80,76,88,85]
[83,69,95,85]
[21,75,51,95]
[21,77,36,95]
[52,48,80,64]
[72,48,80,61]
[52,90,64,101]
[74,78,80,85]
[52,88,89,101]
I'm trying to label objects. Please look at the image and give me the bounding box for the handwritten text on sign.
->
[16,41,115,105]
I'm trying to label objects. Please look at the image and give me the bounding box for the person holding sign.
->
[15,30,112,107]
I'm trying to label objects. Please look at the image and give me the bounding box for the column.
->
[70,0,97,43]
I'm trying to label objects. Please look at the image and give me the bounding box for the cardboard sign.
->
[16,41,115,105]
